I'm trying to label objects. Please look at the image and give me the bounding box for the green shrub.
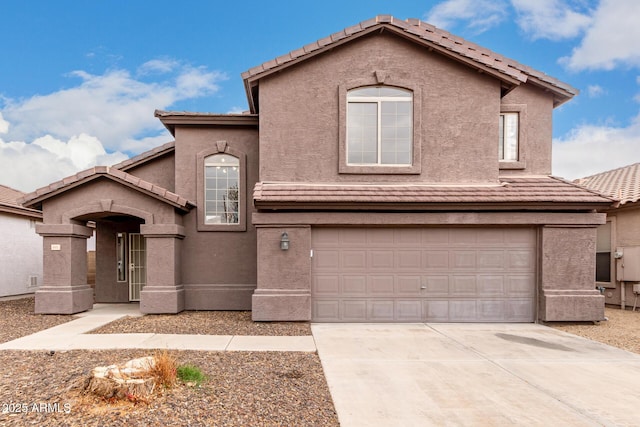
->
[177,364,206,385]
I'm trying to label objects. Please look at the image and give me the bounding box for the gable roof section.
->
[242,15,578,113]
[20,166,194,212]
[254,176,614,210]
[112,141,175,172]
[575,162,640,206]
[0,184,42,219]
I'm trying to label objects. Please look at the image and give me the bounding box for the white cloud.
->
[0,59,227,192]
[552,118,640,180]
[511,0,593,40]
[1,62,226,153]
[562,0,640,70]
[586,84,606,98]
[425,0,509,33]
[0,135,127,192]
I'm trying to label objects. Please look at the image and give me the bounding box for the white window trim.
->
[339,79,421,175]
[499,104,526,170]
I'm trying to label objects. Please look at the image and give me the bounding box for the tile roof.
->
[575,162,640,206]
[253,176,614,209]
[20,166,194,211]
[0,184,42,218]
[242,15,577,111]
[112,141,175,171]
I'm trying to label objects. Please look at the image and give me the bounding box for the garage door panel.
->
[424,276,450,296]
[477,300,506,321]
[369,251,394,269]
[449,300,478,321]
[477,251,505,269]
[311,228,536,322]
[314,250,340,269]
[424,300,449,321]
[397,300,422,321]
[508,250,536,269]
[343,300,367,321]
[452,251,477,269]
[507,275,536,297]
[423,251,449,269]
[342,275,366,295]
[313,300,340,321]
[397,250,422,269]
[369,276,394,294]
[343,251,367,269]
[451,276,477,296]
[313,275,340,295]
[477,275,505,296]
[369,300,395,321]
[396,276,422,295]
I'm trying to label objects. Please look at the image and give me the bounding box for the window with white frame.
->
[347,86,412,165]
[204,154,240,224]
[596,221,612,283]
[499,112,519,161]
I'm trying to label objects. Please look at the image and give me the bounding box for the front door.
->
[128,233,146,301]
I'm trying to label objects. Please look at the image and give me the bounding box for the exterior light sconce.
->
[280,232,290,251]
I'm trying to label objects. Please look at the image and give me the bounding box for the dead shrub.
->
[151,349,177,388]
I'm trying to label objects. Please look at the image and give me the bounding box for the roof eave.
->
[155,110,259,135]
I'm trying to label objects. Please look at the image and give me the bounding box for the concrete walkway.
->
[313,323,640,427]
[0,303,316,352]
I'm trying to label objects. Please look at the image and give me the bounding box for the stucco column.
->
[539,225,605,321]
[34,224,94,314]
[252,225,311,321]
[139,224,185,314]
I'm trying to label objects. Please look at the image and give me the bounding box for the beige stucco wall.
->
[125,153,175,192]
[173,126,259,309]
[258,32,505,184]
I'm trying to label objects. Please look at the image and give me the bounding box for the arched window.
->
[204,154,240,224]
[347,86,413,165]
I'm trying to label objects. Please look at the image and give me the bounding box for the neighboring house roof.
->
[0,184,42,219]
[112,141,175,172]
[575,163,640,206]
[254,176,615,210]
[20,166,194,212]
[242,15,578,113]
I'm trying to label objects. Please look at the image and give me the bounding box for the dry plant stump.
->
[86,356,157,400]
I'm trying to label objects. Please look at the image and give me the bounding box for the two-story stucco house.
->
[21,16,614,322]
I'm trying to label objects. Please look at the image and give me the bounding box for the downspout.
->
[621,281,626,310]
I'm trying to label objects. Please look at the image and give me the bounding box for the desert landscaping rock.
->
[0,297,71,344]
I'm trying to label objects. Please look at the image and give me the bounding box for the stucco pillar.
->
[139,224,185,314]
[34,224,94,314]
[539,226,605,321]
[252,225,311,321]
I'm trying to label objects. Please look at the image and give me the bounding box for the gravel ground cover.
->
[0,298,336,426]
[0,297,72,344]
[90,311,311,336]
[0,349,338,426]
[547,307,640,354]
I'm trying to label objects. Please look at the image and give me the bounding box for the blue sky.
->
[1,0,639,192]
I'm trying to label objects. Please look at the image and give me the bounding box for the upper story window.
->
[204,154,240,224]
[499,112,519,162]
[347,87,413,166]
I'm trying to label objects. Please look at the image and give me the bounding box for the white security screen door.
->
[128,233,146,301]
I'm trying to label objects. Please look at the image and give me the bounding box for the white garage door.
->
[312,227,536,322]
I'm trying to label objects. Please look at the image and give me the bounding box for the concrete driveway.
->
[312,323,640,426]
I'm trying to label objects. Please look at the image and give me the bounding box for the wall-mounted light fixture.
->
[280,232,290,251]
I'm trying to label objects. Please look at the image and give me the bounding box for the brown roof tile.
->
[575,163,640,205]
[253,177,614,209]
[0,184,42,218]
[112,141,175,171]
[241,15,577,108]
[20,167,194,211]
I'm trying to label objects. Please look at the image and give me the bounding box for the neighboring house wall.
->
[0,212,42,297]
